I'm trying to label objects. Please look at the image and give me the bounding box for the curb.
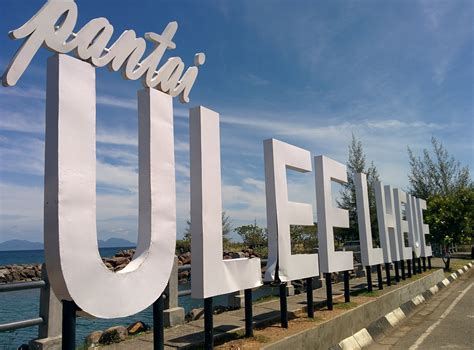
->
[330,261,473,350]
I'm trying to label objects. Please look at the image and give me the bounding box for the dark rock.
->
[186,308,204,321]
[11,271,21,281]
[178,270,190,280]
[23,268,36,279]
[109,257,129,267]
[231,252,245,259]
[99,326,128,344]
[85,330,103,346]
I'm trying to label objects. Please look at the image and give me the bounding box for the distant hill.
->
[98,238,135,248]
[0,238,135,251]
[0,239,44,251]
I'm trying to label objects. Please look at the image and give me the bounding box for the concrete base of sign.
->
[163,307,185,327]
[287,282,295,296]
[29,336,62,350]
[228,290,245,308]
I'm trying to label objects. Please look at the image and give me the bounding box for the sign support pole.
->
[400,260,406,280]
[244,289,253,337]
[204,297,213,349]
[394,261,400,283]
[366,266,373,292]
[376,264,383,290]
[62,300,76,350]
[325,273,333,310]
[153,294,164,350]
[385,263,391,286]
[279,283,288,328]
[306,277,314,318]
[343,271,350,302]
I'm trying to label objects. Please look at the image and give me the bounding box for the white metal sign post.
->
[263,139,320,323]
[375,181,396,286]
[315,155,354,309]
[190,107,262,344]
[355,173,385,291]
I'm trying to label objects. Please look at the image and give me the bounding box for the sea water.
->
[0,248,202,349]
[0,249,275,349]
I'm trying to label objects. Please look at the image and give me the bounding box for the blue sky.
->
[0,0,472,244]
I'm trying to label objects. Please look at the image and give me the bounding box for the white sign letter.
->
[406,194,421,258]
[417,198,432,258]
[393,189,412,261]
[190,107,262,299]
[44,54,176,318]
[374,182,397,263]
[315,156,353,273]
[263,139,319,282]
[355,173,383,266]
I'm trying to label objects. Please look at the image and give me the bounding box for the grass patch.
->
[443,261,466,276]
[254,334,270,343]
[350,288,379,297]
[334,301,358,310]
[254,294,279,304]
[307,316,324,322]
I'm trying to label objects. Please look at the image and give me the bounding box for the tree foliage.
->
[425,187,474,248]
[183,210,233,244]
[407,137,472,261]
[408,137,471,199]
[235,220,267,248]
[338,134,379,241]
[290,224,318,254]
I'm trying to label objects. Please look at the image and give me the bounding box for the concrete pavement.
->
[100,258,458,349]
[367,264,473,349]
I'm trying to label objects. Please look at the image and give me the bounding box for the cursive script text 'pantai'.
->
[2,0,205,103]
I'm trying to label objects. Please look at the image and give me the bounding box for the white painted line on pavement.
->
[408,282,474,350]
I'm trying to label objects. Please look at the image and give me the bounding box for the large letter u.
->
[44,54,176,318]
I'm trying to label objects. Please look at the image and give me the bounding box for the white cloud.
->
[0,85,45,99]
[96,95,136,110]
[0,136,44,176]
[0,110,44,134]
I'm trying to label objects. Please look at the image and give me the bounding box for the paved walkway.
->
[102,258,460,349]
[367,264,473,349]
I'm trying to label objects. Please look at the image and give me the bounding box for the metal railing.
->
[0,281,45,332]
[0,255,363,348]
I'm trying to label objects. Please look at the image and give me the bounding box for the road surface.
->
[368,265,473,349]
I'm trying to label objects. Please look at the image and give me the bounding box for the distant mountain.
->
[98,238,135,248]
[0,238,135,251]
[0,239,44,251]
